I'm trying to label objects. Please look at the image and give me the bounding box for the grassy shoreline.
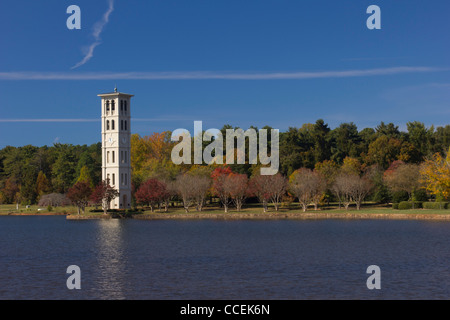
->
[131,211,450,221]
[1,204,449,221]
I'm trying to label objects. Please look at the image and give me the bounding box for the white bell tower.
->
[98,87,133,209]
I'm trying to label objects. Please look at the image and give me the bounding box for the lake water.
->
[0,216,449,300]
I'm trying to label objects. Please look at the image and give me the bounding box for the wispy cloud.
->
[0,66,447,81]
[71,0,115,69]
[341,56,410,62]
[0,119,99,123]
[0,117,193,123]
[426,83,450,88]
[133,118,198,122]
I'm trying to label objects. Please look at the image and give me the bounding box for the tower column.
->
[98,89,134,209]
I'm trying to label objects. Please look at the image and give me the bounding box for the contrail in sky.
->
[71,0,115,69]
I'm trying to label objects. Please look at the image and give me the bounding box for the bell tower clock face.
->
[107,134,115,146]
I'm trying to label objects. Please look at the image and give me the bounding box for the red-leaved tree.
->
[90,180,119,215]
[249,175,272,212]
[135,179,168,212]
[226,173,249,211]
[211,166,234,212]
[67,181,92,215]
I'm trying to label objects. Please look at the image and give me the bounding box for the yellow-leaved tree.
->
[131,132,181,184]
[420,148,450,200]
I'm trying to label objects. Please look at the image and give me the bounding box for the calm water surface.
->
[0,216,449,299]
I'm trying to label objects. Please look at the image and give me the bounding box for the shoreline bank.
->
[65,211,450,221]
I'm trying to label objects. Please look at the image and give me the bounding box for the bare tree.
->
[349,175,373,210]
[249,174,272,212]
[175,174,196,213]
[268,173,287,211]
[38,193,71,207]
[331,178,344,209]
[191,175,212,212]
[161,179,177,212]
[332,173,372,210]
[226,174,249,211]
[289,168,324,212]
[249,174,286,212]
[332,174,353,210]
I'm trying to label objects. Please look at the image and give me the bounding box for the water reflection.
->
[93,219,127,299]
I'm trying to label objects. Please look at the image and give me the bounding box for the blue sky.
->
[0,0,449,147]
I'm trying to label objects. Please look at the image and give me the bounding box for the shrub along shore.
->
[393,201,448,210]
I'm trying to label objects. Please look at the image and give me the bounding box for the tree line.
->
[0,143,101,205]
[132,153,449,213]
[0,120,449,211]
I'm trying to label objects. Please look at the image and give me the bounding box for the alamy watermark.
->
[65,4,380,31]
[66,265,81,290]
[366,265,381,290]
[66,5,81,30]
[170,121,279,175]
